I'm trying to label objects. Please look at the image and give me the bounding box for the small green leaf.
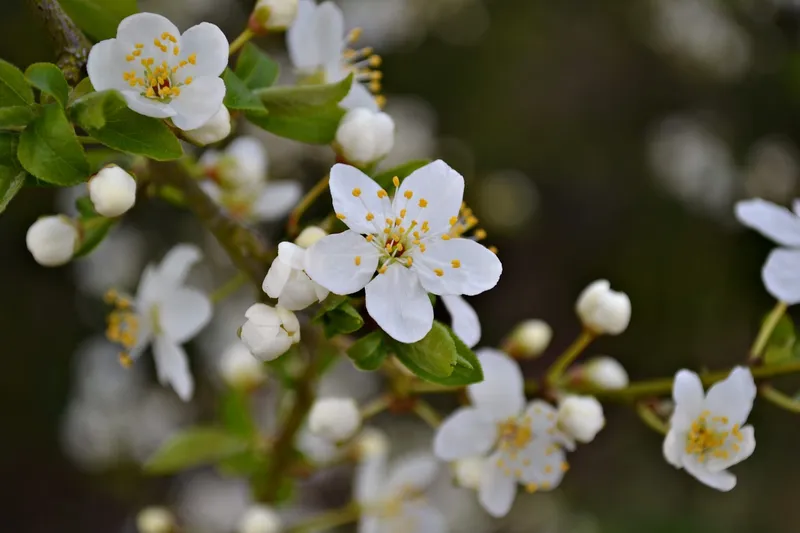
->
[0,59,34,108]
[59,0,137,41]
[25,63,70,108]
[323,301,364,337]
[18,103,89,185]
[144,427,250,474]
[347,331,389,371]
[235,43,280,90]
[69,78,95,106]
[440,323,484,386]
[392,322,457,380]
[222,69,267,114]
[220,391,257,439]
[316,294,349,315]
[73,216,116,258]
[373,160,431,190]
[70,90,183,161]
[765,315,797,365]
[0,106,36,129]
[255,75,353,109]
[0,171,25,214]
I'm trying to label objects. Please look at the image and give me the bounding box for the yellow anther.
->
[544,465,553,474]
[398,227,406,234]
[496,458,505,468]
[396,243,404,252]
[126,54,135,62]
[421,221,430,232]
[369,80,381,93]
[173,46,180,56]
[441,234,451,241]
[406,257,413,266]
[391,233,400,242]
[161,86,172,95]
[449,216,458,226]
[366,235,374,242]
[383,228,391,234]
[525,483,538,493]
[123,72,132,81]
[135,43,144,49]
[180,60,188,67]
[541,482,552,490]
[154,38,163,47]
[146,87,156,98]
[185,76,193,85]
[133,50,142,57]
[188,53,197,65]
[474,229,487,241]
[378,265,388,274]
[385,217,393,225]
[377,189,388,199]
[392,176,400,188]
[561,461,570,472]
[119,353,133,368]
[489,246,498,254]
[347,28,363,43]
[171,87,181,96]
[336,213,346,220]
[352,187,362,197]
[404,190,413,199]
[366,213,374,221]
[451,260,461,268]
[418,198,428,208]
[369,55,383,68]
[355,256,361,266]
[420,243,426,253]
[434,268,444,277]
[400,208,407,218]
[395,218,403,226]
[375,95,387,109]
[413,231,420,239]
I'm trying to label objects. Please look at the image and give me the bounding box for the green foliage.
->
[25,63,69,108]
[235,43,280,90]
[440,323,483,385]
[347,330,389,371]
[18,103,88,185]
[70,90,182,160]
[0,59,34,108]
[765,315,797,365]
[59,0,137,41]
[73,213,116,258]
[144,427,250,474]
[222,69,268,115]
[373,160,431,190]
[0,132,25,214]
[312,294,365,337]
[220,390,257,439]
[0,106,36,129]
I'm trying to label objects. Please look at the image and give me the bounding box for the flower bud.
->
[557,395,605,444]
[583,356,628,390]
[294,226,327,248]
[240,304,300,361]
[238,505,282,533]
[354,427,389,459]
[505,319,552,358]
[219,342,267,390]
[575,279,631,335]
[454,457,485,490]
[308,397,361,442]
[182,105,231,145]
[136,507,175,533]
[335,108,395,165]
[26,215,78,267]
[88,165,137,217]
[253,0,299,31]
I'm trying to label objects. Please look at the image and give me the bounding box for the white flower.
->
[575,279,631,335]
[137,507,175,533]
[254,0,299,30]
[433,349,571,518]
[89,164,137,217]
[507,319,553,358]
[263,241,330,311]
[105,244,212,400]
[557,395,605,444]
[663,367,756,491]
[354,426,390,459]
[183,104,231,145]
[287,0,383,110]
[454,456,485,490]
[201,137,267,190]
[735,198,800,304]
[583,356,629,390]
[240,304,300,361]
[237,505,282,533]
[87,13,228,130]
[26,215,78,267]
[335,107,395,165]
[218,342,267,390]
[308,397,361,442]
[304,161,502,343]
[294,226,328,248]
[442,294,481,348]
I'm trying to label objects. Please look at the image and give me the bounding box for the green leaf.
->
[70,90,182,161]
[235,43,280,90]
[18,103,89,185]
[59,0,137,41]
[0,106,36,129]
[347,331,389,371]
[220,391,257,439]
[69,77,95,106]
[323,302,364,337]
[765,315,797,365]
[255,75,353,109]
[392,322,457,380]
[25,63,69,108]
[0,59,34,108]
[0,132,24,213]
[373,160,431,191]
[73,216,116,257]
[144,427,250,474]
[222,69,267,114]
[439,323,484,386]
[0,171,24,214]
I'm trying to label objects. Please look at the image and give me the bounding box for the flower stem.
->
[210,272,248,304]
[287,175,330,238]
[749,301,788,362]
[545,329,596,387]
[360,395,390,419]
[412,399,442,428]
[229,28,255,56]
[759,384,800,413]
[287,503,361,533]
[635,402,668,435]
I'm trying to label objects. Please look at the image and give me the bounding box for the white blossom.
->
[557,395,605,444]
[137,507,175,533]
[304,161,502,343]
[308,397,361,442]
[182,104,231,145]
[219,342,267,390]
[26,215,78,267]
[263,240,329,311]
[335,107,395,165]
[454,456,485,490]
[254,0,299,30]
[663,367,756,491]
[575,279,631,335]
[237,505,282,533]
[294,226,328,248]
[507,319,553,358]
[240,304,300,361]
[583,356,629,390]
[442,294,481,348]
[433,349,571,517]
[88,164,137,217]
[87,13,228,130]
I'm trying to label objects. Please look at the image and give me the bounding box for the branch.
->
[28,0,92,85]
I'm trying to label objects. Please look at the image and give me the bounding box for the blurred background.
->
[3,0,800,531]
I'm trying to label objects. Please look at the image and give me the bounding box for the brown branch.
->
[28,0,92,85]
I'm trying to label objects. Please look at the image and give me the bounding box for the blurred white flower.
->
[219,342,267,390]
[582,356,629,390]
[176,472,251,533]
[453,456,485,490]
[556,396,605,444]
[441,294,481,348]
[575,280,631,336]
[308,397,361,442]
[183,105,231,145]
[506,319,553,358]
[74,226,146,297]
[201,137,267,190]
[240,304,301,360]
[26,215,78,267]
[136,507,175,533]
[254,0,300,31]
[263,240,330,311]
[237,505,282,533]
[89,165,137,217]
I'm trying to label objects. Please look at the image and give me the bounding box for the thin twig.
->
[28,0,92,85]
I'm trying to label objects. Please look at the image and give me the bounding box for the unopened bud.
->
[219,342,267,390]
[294,226,327,248]
[308,397,361,442]
[557,395,605,444]
[88,165,137,217]
[454,457,485,490]
[240,304,301,361]
[253,0,299,31]
[583,356,628,390]
[136,507,175,533]
[26,215,78,267]
[237,504,282,533]
[335,108,395,165]
[505,319,552,358]
[354,427,389,459]
[575,280,631,335]
[182,105,231,145]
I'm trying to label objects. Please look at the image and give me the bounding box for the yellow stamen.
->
[352,188,362,197]
[451,260,461,268]
[392,176,400,188]
[434,268,444,277]
[336,213,346,220]
[355,256,361,266]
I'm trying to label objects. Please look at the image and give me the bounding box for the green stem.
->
[287,503,361,533]
[759,385,800,413]
[360,395,390,419]
[407,382,461,394]
[635,403,668,435]
[545,329,596,386]
[412,399,442,428]
[28,0,92,85]
[749,301,788,362]
[287,175,330,237]
[229,28,255,56]
[210,272,248,304]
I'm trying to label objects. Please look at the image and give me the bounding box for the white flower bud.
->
[219,342,267,390]
[237,505,282,533]
[240,304,300,361]
[182,105,231,145]
[557,395,605,444]
[507,319,552,358]
[254,0,299,30]
[88,165,137,217]
[294,226,327,248]
[335,108,395,165]
[354,427,389,459]
[583,356,629,390]
[308,397,361,442]
[575,279,631,335]
[26,215,78,267]
[454,456,485,490]
[136,507,175,533]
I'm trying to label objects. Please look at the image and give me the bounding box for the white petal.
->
[156,244,203,286]
[178,23,229,78]
[278,271,323,311]
[278,242,307,269]
[671,369,705,429]
[478,453,517,518]
[364,264,433,343]
[117,13,180,60]
[662,429,684,469]
[468,349,525,421]
[414,237,502,296]
[263,257,293,298]
[403,503,448,533]
[329,164,392,234]
[170,77,227,130]
[682,457,737,491]
[762,248,800,304]
[245,303,282,326]
[86,39,128,92]
[703,366,756,425]
[159,288,212,344]
[136,265,167,309]
[521,400,574,448]
[288,0,321,69]
[304,231,379,294]
[517,439,567,489]
[393,160,464,235]
[441,295,481,348]
[121,91,176,119]
[433,407,496,461]
[227,136,268,179]
[340,81,379,112]
[152,335,194,401]
[314,1,345,68]
[706,425,756,473]
[354,442,389,503]
[253,181,303,221]
[386,454,439,493]
[735,198,800,247]
[357,517,382,533]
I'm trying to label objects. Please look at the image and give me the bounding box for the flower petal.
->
[170,76,227,130]
[178,22,229,78]
[386,454,439,493]
[288,0,321,70]
[703,366,755,426]
[152,335,194,401]
[682,456,737,491]
[735,198,800,247]
[402,503,448,533]
[357,517,382,533]
[278,271,324,311]
[521,400,576,449]
[329,164,392,234]
[278,242,307,269]
[365,264,433,343]
[468,348,525,421]
[517,439,567,489]
[157,244,203,286]
[706,425,756,473]
[121,91,176,119]
[393,160,464,235]
[86,39,128,92]
[116,13,180,63]
[478,453,517,518]
[433,407,496,461]
[159,288,212,344]
[662,429,684,469]
[314,1,345,68]
[340,80,379,111]
[305,231,379,294]
[441,295,481,348]
[263,257,293,298]
[253,181,303,221]
[414,237,501,296]
[671,369,705,429]
[354,434,389,503]
[762,248,800,304]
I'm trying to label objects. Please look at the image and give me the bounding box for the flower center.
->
[104,289,139,368]
[120,33,196,101]
[497,416,533,453]
[685,410,745,461]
